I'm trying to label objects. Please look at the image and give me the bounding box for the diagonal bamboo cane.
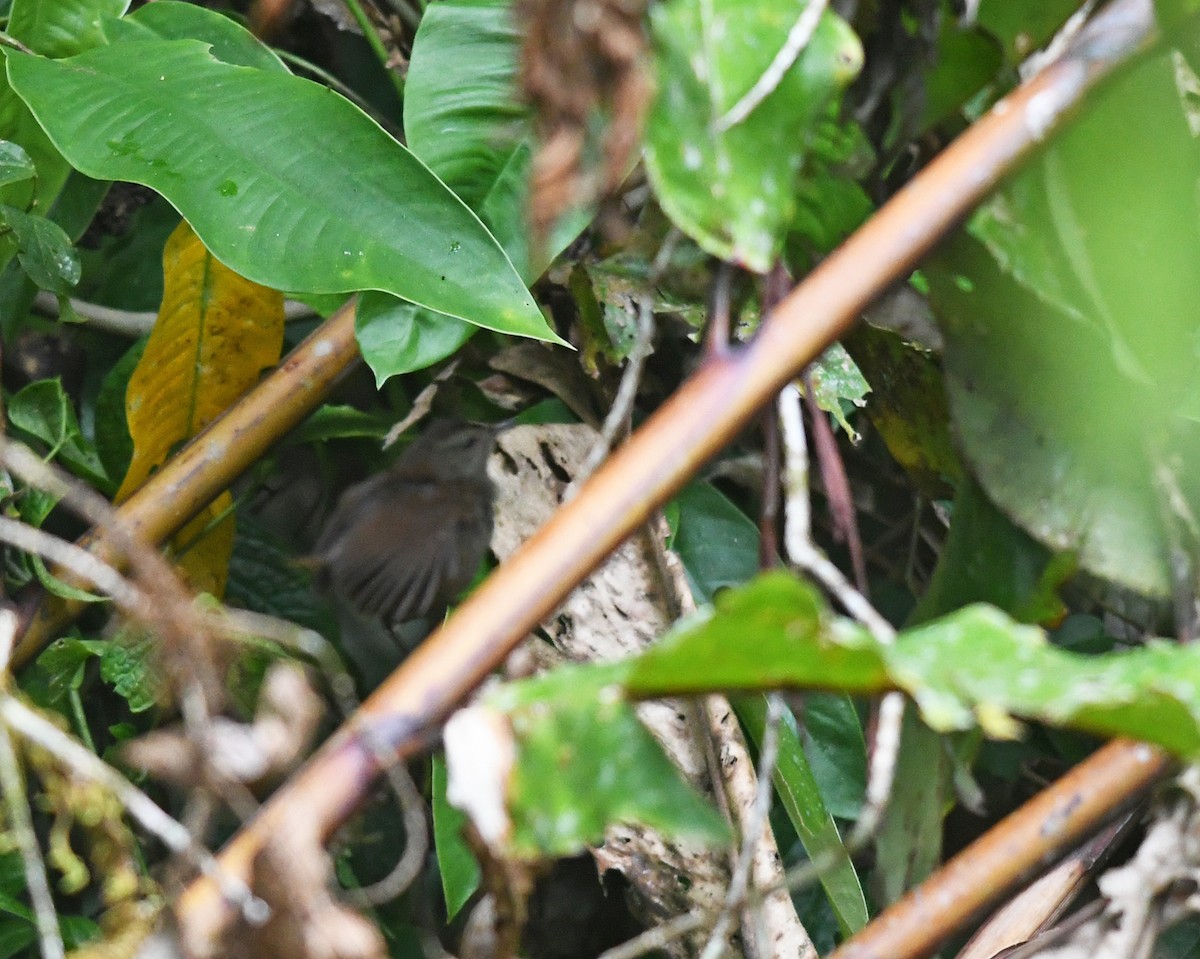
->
[169,0,1161,947]
[832,740,1171,959]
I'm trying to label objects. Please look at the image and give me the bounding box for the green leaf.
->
[927,44,1200,597]
[0,203,80,293]
[405,0,589,281]
[0,923,36,959]
[790,165,873,258]
[1158,916,1200,958]
[355,293,475,387]
[9,0,129,59]
[24,636,95,711]
[7,378,109,489]
[77,198,178,310]
[7,40,559,343]
[913,478,1070,627]
[432,754,481,921]
[404,0,528,213]
[872,713,951,908]
[225,516,337,636]
[59,915,100,950]
[31,555,107,602]
[93,336,144,484]
[669,483,867,934]
[841,322,960,497]
[471,664,728,859]
[736,695,868,936]
[628,573,884,696]
[920,20,1003,130]
[807,342,869,439]
[110,1,289,73]
[670,482,761,603]
[80,637,156,713]
[628,571,1200,761]
[644,0,863,271]
[0,0,125,214]
[799,693,866,820]
[0,140,35,189]
[0,881,33,923]
[287,404,391,444]
[976,0,1083,64]
[358,0,583,383]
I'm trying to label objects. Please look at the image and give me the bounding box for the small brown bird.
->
[309,420,501,630]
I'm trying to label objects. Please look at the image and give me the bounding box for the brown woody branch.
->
[832,740,1171,959]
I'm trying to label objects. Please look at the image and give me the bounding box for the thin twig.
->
[0,716,63,959]
[759,406,782,567]
[758,262,794,567]
[699,693,786,959]
[599,911,710,959]
[0,515,138,607]
[801,369,869,594]
[0,31,34,55]
[274,48,405,140]
[32,292,318,338]
[715,0,829,132]
[777,382,903,849]
[379,0,422,32]
[340,747,428,906]
[704,261,736,358]
[778,386,893,640]
[383,358,462,449]
[0,611,65,959]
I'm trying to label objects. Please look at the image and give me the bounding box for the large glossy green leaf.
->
[113,1,288,73]
[928,45,1200,597]
[403,0,590,277]
[358,0,583,383]
[0,0,125,211]
[9,0,129,58]
[644,0,862,271]
[404,0,527,213]
[7,40,560,343]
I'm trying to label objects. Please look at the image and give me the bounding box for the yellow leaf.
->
[173,492,236,599]
[118,222,284,596]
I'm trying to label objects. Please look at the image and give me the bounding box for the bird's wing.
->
[319,483,488,627]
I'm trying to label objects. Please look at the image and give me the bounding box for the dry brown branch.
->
[830,740,1171,959]
[955,813,1135,959]
[171,1,1160,948]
